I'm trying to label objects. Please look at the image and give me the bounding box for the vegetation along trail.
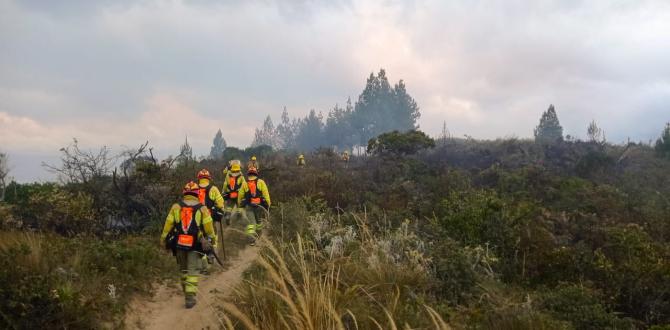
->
[125,245,258,330]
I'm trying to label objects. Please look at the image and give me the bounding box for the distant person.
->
[238,166,271,246]
[196,169,225,273]
[160,181,217,309]
[222,160,246,225]
[247,155,259,171]
[297,154,306,167]
[341,150,350,164]
[222,160,230,177]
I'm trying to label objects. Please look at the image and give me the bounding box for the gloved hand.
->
[200,236,213,252]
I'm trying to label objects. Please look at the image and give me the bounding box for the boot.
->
[185,294,197,309]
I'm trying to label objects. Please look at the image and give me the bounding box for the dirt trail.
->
[124,246,257,330]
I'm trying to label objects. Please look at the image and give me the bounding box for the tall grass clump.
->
[219,198,451,329]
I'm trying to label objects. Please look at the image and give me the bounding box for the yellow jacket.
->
[238,175,271,207]
[160,195,217,246]
[222,173,246,199]
[198,179,224,209]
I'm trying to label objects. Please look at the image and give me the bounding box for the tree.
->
[655,122,670,158]
[352,69,421,145]
[176,136,194,166]
[367,130,435,156]
[534,104,563,143]
[43,138,114,184]
[252,115,278,148]
[439,121,451,145]
[275,107,297,150]
[294,110,324,150]
[324,99,355,148]
[209,129,227,160]
[587,120,606,144]
[0,151,8,201]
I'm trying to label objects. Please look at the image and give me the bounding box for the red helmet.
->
[197,169,211,180]
[247,167,258,176]
[182,181,200,197]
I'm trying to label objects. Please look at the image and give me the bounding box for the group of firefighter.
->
[160,151,351,308]
[159,156,270,308]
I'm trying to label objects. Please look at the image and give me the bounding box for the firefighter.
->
[222,160,246,225]
[196,169,225,222]
[342,150,350,163]
[247,155,259,171]
[297,154,306,167]
[160,181,217,308]
[196,169,225,273]
[238,166,271,246]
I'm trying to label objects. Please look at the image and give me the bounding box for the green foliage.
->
[250,69,421,150]
[534,104,564,143]
[6,128,670,328]
[367,130,435,156]
[540,284,635,329]
[323,99,356,148]
[294,110,324,150]
[29,187,97,235]
[353,69,420,145]
[655,122,670,158]
[0,232,173,329]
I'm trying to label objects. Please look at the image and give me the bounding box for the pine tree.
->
[209,129,227,160]
[324,100,355,148]
[252,115,277,148]
[294,110,324,150]
[655,122,670,158]
[177,136,194,166]
[275,107,295,149]
[352,69,420,145]
[534,104,564,143]
[586,120,605,144]
[393,79,420,130]
[440,121,450,144]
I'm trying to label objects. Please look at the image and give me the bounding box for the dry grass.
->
[216,209,452,330]
[0,231,47,272]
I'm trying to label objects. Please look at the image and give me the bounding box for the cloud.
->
[2,0,670,181]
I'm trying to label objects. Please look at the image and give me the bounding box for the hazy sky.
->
[1,0,669,182]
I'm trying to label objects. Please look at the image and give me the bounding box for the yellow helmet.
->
[299,154,304,159]
[230,163,241,172]
[251,155,257,161]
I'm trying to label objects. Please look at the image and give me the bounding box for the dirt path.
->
[124,246,258,330]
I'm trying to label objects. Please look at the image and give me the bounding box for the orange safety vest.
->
[245,179,264,206]
[227,176,241,199]
[174,202,203,251]
[198,185,215,209]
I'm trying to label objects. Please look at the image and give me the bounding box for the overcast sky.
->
[1,0,669,182]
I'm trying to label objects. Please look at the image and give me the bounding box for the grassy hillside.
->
[1,137,669,329]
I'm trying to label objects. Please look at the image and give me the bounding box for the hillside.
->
[1,136,670,329]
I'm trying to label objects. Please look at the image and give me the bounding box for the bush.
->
[367,130,435,156]
[540,284,636,329]
[0,232,174,329]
